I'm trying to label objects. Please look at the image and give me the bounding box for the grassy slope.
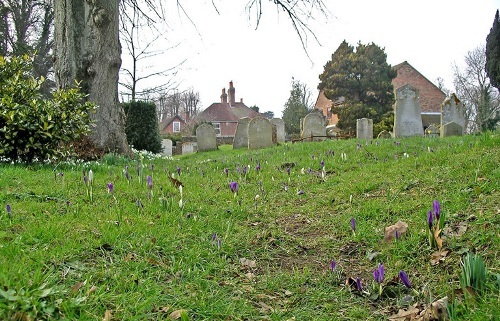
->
[0,133,498,320]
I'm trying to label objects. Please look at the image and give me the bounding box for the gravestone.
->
[233,117,251,149]
[182,142,197,155]
[161,139,173,156]
[247,117,274,150]
[393,84,424,137]
[377,130,392,139]
[196,123,217,152]
[301,112,327,141]
[441,121,463,137]
[270,118,286,143]
[425,124,439,138]
[441,94,465,133]
[356,118,373,139]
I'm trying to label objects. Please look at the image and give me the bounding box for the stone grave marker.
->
[441,121,463,137]
[247,117,274,149]
[394,84,424,137]
[182,142,197,155]
[301,112,327,141]
[233,117,251,149]
[161,139,173,156]
[441,93,465,133]
[270,118,285,143]
[425,124,439,138]
[356,118,373,139]
[377,130,392,139]
[196,123,217,152]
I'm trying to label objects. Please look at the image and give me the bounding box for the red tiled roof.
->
[197,102,261,123]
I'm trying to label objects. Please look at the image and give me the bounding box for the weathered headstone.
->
[233,117,251,149]
[196,123,217,152]
[181,142,197,155]
[441,121,463,137]
[425,124,439,138]
[377,130,392,139]
[393,84,424,137]
[161,139,173,156]
[247,117,274,149]
[270,118,286,143]
[356,118,373,139]
[301,112,327,141]
[441,94,465,133]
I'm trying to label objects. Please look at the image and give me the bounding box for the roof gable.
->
[197,102,261,122]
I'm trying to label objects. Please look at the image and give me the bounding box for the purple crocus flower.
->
[6,204,11,217]
[395,229,400,239]
[350,218,356,232]
[211,233,217,241]
[286,167,291,176]
[320,160,325,168]
[147,175,153,190]
[107,182,114,194]
[255,163,261,171]
[329,260,336,271]
[373,264,385,283]
[224,168,229,176]
[433,200,441,220]
[229,181,239,194]
[398,270,412,288]
[176,166,181,176]
[355,277,363,291]
[427,210,433,230]
[242,166,247,175]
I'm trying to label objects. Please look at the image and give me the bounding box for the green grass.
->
[0,133,499,320]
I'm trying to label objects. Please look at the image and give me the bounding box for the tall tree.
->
[54,0,327,154]
[54,0,129,154]
[453,46,500,132]
[282,79,312,135]
[486,9,500,90]
[318,40,396,136]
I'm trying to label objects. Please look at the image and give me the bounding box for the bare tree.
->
[453,46,500,132]
[181,88,201,118]
[0,0,54,95]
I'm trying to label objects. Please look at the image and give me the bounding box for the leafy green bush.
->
[0,55,95,162]
[123,100,162,153]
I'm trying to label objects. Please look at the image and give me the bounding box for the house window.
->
[173,121,181,133]
[213,122,221,136]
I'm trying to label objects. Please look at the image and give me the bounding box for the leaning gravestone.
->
[301,112,327,141]
[247,117,274,150]
[161,139,173,156]
[441,121,463,137]
[441,93,465,133]
[233,117,251,149]
[377,130,392,139]
[425,124,439,138]
[356,118,373,139]
[196,123,217,152]
[270,118,286,143]
[394,84,424,137]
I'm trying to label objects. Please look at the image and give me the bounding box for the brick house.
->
[159,114,186,135]
[314,61,446,127]
[195,81,261,136]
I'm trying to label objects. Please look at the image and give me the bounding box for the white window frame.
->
[173,121,181,133]
[213,122,221,136]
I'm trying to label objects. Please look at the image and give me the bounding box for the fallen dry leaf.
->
[168,309,188,320]
[430,250,449,266]
[103,310,112,321]
[433,227,443,250]
[245,272,255,280]
[388,306,420,320]
[239,258,256,268]
[71,280,87,294]
[443,221,467,238]
[384,221,408,241]
[86,285,97,296]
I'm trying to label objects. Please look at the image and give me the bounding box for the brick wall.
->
[392,62,446,112]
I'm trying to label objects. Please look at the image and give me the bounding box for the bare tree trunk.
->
[54,0,130,154]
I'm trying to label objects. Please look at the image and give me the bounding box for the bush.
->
[0,55,96,162]
[123,100,162,153]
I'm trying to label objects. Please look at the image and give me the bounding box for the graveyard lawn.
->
[0,133,499,320]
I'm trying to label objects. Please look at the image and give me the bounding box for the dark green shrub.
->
[123,100,162,153]
[0,55,96,162]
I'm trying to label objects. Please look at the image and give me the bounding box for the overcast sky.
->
[122,0,499,118]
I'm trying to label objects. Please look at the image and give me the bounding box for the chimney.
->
[240,98,243,103]
[228,81,236,106]
[220,88,227,104]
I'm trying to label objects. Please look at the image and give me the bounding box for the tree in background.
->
[156,88,201,122]
[453,46,499,132]
[282,79,313,135]
[318,40,396,136]
[0,0,54,96]
[486,9,500,90]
